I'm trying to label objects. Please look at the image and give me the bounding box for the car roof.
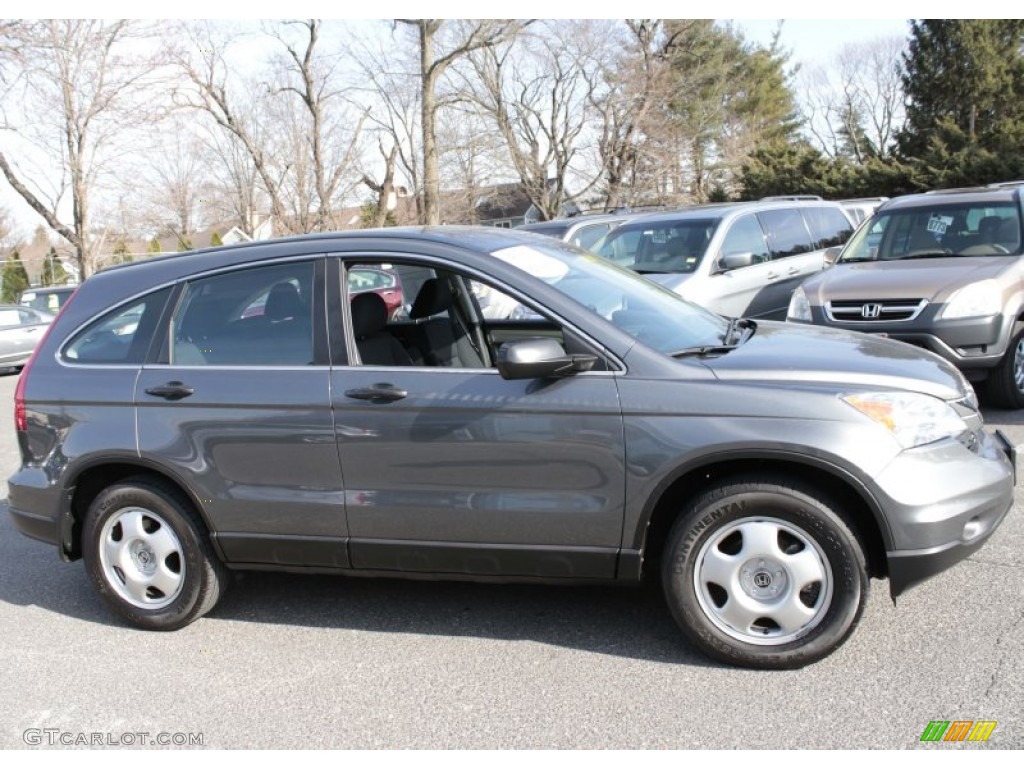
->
[881,185,1022,212]
[612,199,846,227]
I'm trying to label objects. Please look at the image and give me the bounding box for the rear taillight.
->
[14,285,78,432]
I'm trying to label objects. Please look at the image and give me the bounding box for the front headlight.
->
[787,286,811,322]
[841,392,967,449]
[939,280,1001,320]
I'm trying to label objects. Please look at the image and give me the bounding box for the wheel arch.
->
[631,451,891,582]
[59,458,218,562]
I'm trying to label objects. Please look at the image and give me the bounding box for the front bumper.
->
[882,429,1015,597]
[804,306,1010,371]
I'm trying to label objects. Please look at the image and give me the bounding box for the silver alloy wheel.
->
[694,517,833,646]
[1013,337,1024,394]
[98,507,185,610]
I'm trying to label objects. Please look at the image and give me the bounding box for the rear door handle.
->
[344,383,408,403]
[766,272,779,280]
[144,382,195,400]
[786,267,800,276]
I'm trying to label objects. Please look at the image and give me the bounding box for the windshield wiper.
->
[672,345,737,358]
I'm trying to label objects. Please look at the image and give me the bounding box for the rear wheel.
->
[985,328,1024,409]
[82,476,227,630]
[661,475,868,669]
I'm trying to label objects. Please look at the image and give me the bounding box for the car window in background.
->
[840,202,1023,261]
[757,208,815,259]
[570,223,612,251]
[597,219,720,274]
[719,214,770,261]
[802,206,854,248]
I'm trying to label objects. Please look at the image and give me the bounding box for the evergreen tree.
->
[897,20,1024,187]
[177,234,192,252]
[113,240,132,264]
[210,231,223,247]
[40,247,69,285]
[1,250,31,303]
[147,237,161,255]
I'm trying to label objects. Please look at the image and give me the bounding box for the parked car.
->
[18,285,76,315]
[516,212,636,252]
[0,304,54,372]
[788,184,1024,408]
[593,200,855,319]
[7,227,1014,669]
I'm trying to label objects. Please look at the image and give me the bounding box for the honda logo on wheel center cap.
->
[753,571,772,588]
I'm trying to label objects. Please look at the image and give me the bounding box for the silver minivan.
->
[594,201,855,319]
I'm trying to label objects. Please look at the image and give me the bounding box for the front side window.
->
[719,215,770,262]
[344,261,533,369]
[64,288,172,364]
[170,262,315,366]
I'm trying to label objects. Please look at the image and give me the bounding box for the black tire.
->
[661,475,868,670]
[82,476,227,630]
[985,328,1024,409]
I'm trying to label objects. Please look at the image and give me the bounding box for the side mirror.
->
[496,338,597,380]
[718,252,758,272]
[823,246,842,266]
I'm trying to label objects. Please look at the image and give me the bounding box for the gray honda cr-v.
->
[6,227,1015,669]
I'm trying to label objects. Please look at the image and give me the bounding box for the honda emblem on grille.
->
[861,303,883,319]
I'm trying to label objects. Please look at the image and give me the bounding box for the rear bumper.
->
[7,504,59,546]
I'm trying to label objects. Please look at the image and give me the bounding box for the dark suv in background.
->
[789,183,1024,407]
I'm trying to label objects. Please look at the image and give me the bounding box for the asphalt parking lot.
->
[0,372,1021,749]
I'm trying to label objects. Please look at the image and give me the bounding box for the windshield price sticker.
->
[927,214,954,235]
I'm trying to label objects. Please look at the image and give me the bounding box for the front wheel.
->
[82,476,227,630]
[661,476,868,669]
[984,328,1024,409]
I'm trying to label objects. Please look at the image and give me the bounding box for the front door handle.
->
[766,272,779,280]
[144,381,195,400]
[344,383,408,403]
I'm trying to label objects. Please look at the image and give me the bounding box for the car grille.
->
[824,298,927,323]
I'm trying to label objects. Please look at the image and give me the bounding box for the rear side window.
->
[170,262,315,366]
[802,206,854,249]
[64,288,172,364]
[757,208,815,259]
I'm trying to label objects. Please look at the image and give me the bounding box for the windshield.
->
[593,218,721,274]
[491,241,729,354]
[840,202,1023,262]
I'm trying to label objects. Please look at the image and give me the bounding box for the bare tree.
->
[585,20,689,208]
[799,35,906,161]
[395,19,527,225]
[0,20,161,278]
[462,20,602,221]
[174,20,368,235]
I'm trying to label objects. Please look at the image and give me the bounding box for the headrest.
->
[351,292,388,338]
[410,278,452,319]
[265,282,303,321]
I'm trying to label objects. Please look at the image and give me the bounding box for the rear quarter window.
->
[63,288,172,364]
